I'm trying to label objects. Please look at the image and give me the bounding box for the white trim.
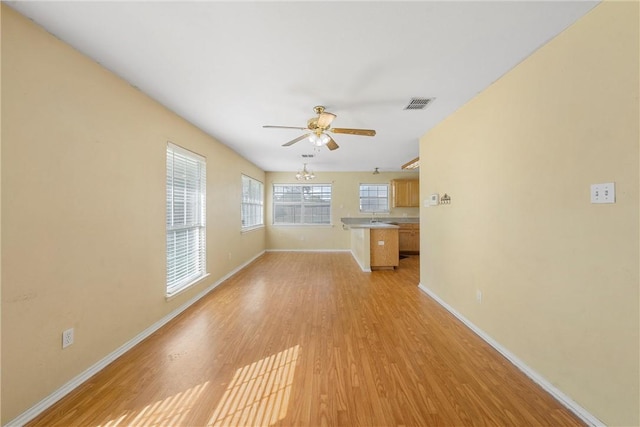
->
[270,224,335,228]
[167,141,205,162]
[265,249,350,253]
[417,283,605,427]
[350,249,371,272]
[6,251,265,427]
[241,225,265,233]
[165,272,211,301]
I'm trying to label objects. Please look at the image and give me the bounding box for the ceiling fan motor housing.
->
[307,117,320,131]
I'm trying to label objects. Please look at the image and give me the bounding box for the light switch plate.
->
[430,194,439,206]
[591,183,615,204]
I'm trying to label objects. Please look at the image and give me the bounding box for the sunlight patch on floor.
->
[98,381,210,427]
[208,345,301,426]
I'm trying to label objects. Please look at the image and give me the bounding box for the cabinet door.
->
[408,230,420,252]
[408,180,420,207]
[392,180,407,207]
[398,229,412,251]
[392,179,419,207]
[399,223,420,253]
[370,228,399,267]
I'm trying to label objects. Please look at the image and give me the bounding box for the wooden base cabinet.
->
[370,228,399,269]
[398,223,420,254]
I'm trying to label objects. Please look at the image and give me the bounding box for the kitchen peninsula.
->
[342,217,419,272]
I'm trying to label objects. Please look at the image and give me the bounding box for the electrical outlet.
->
[591,182,615,204]
[62,328,74,348]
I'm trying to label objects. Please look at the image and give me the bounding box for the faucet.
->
[371,212,378,223]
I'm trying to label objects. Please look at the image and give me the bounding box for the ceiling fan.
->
[263,106,376,151]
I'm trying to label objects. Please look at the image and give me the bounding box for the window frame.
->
[241,174,264,231]
[166,142,207,297]
[272,183,333,226]
[359,183,390,213]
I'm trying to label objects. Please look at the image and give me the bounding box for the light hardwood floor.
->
[28,252,584,426]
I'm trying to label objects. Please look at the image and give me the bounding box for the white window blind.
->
[241,175,264,229]
[166,143,206,296]
[359,184,389,213]
[273,184,332,225]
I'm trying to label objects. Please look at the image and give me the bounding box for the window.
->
[241,175,264,229]
[273,184,332,225]
[166,143,206,296]
[360,184,389,213]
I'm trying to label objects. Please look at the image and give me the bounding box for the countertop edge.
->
[341,217,419,225]
[346,223,400,229]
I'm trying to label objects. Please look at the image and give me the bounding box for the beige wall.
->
[419,2,639,425]
[0,4,3,422]
[265,171,418,250]
[1,5,265,423]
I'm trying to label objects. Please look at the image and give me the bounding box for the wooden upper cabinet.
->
[391,179,419,208]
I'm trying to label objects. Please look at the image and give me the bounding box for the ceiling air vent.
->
[301,154,315,158]
[404,97,435,110]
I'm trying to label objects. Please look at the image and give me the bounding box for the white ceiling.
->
[6,1,599,173]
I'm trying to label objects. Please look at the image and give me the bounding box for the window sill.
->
[271,224,334,227]
[165,272,210,301]
[241,225,265,233]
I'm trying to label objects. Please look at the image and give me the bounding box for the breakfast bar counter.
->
[343,221,400,272]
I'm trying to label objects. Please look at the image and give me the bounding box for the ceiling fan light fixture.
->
[309,133,330,147]
[308,134,322,146]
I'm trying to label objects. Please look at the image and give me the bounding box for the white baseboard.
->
[265,249,351,253]
[6,251,265,427]
[350,250,371,272]
[417,283,604,427]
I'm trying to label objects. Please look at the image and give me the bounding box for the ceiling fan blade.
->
[326,136,339,151]
[263,125,308,130]
[317,112,336,128]
[330,128,376,137]
[282,133,310,147]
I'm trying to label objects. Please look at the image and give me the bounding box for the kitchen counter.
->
[346,222,400,229]
[344,218,420,268]
[341,217,418,225]
[348,223,400,272]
